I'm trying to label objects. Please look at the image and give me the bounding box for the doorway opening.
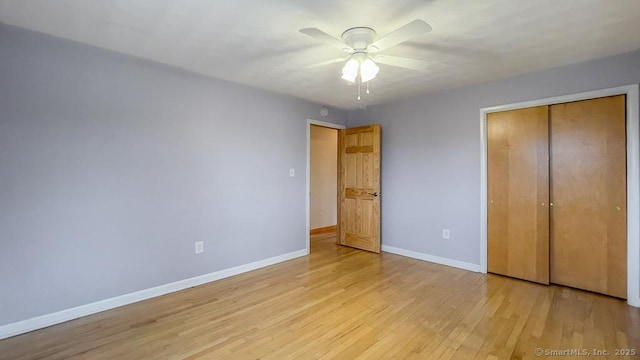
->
[306,120,344,253]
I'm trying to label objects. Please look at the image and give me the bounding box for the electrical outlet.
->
[195,241,204,254]
[289,168,295,177]
[442,229,450,239]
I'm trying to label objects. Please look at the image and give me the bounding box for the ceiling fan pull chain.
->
[357,81,361,101]
[366,81,370,95]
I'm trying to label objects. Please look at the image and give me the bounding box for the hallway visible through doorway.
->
[309,124,338,247]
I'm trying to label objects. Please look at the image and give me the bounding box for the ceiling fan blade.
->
[373,55,429,72]
[368,20,432,52]
[300,28,353,53]
[305,57,349,68]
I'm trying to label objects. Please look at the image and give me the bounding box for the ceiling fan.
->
[300,20,432,98]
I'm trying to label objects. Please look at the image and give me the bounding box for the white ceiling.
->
[1,0,640,109]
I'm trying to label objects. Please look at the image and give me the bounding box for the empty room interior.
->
[2,1,640,359]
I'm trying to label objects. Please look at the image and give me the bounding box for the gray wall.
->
[2,20,639,328]
[0,24,347,326]
[348,49,640,266]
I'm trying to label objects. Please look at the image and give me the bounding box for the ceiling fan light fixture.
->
[360,58,379,83]
[341,58,358,82]
[300,19,433,95]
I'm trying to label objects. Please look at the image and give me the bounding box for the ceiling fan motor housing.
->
[341,27,377,50]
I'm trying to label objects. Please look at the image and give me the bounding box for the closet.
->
[487,95,627,299]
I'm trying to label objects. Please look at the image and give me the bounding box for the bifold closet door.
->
[550,95,627,298]
[487,106,550,284]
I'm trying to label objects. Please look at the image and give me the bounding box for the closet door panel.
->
[550,95,626,298]
[487,106,550,284]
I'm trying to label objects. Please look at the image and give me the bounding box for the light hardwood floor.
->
[1,231,639,359]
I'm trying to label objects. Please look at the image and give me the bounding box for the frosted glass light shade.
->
[341,59,358,82]
[360,58,379,83]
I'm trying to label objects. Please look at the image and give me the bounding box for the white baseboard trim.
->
[0,249,309,340]
[382,245,481,273]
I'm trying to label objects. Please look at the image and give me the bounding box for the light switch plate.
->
[195,241,204,254]
[442,229,450,239]
[289,168,295,177]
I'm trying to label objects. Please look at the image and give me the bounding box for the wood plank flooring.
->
[1,231,639,359]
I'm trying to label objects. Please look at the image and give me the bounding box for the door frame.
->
[306,119,345,253]
[479,84,640,307]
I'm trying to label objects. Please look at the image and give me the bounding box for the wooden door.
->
[550,95,627,298]
[487,106,550,284]
[338,125,381,253]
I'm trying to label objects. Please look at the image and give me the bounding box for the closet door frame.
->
[479,84,640,308]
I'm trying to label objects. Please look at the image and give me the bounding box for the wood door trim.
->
[479,85,640,307]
